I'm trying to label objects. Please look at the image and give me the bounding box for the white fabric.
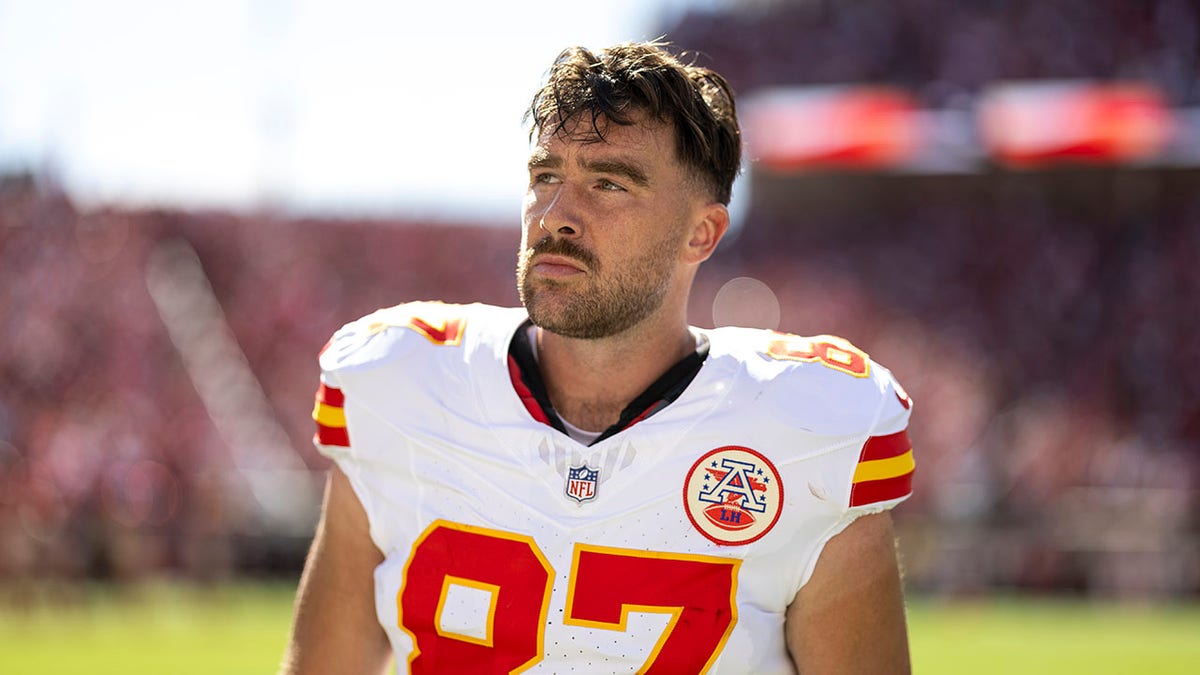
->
[315,301,912,674]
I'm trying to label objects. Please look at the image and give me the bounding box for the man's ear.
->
[683,202,730,264]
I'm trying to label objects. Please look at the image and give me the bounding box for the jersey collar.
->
[506,320,709,446]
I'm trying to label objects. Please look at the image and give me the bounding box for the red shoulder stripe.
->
[858,429,910,462]
[849,430,915,507]
[849,472,913,507]
[312,383,348,447]
[314,425,349,447]
[317,383,345,407]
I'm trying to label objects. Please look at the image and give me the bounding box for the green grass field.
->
[1,583,1197,674]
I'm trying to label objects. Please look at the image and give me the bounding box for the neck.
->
[535,313,696,433]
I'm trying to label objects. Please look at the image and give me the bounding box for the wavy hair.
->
[525,41,741,205]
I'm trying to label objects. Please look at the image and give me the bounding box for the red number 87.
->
[398,520,741,674]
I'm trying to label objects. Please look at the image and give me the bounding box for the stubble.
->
[517,235,677,339]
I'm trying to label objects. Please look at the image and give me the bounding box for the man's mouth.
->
[532,254,588,277]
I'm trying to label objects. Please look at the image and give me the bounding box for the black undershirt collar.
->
[507,320,709,446]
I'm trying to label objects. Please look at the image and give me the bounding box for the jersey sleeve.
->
[311,371,350,460]
[309,317,368,463]
[793,359,915,590]
[308,301,473,464]
[308,308,401,465]
[806,358,915,519]
[844,365,914,516]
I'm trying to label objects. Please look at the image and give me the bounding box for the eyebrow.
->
[527,148,559,172]
[584,159,650,188]
[527,148,651,188]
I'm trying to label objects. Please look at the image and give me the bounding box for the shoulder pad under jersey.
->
[318,300,475,375]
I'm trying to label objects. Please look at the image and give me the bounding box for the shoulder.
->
[318,301,525,377]
[707,327,912,437]
[705,329,918,563]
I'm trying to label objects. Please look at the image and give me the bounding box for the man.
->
[282,41,914,674]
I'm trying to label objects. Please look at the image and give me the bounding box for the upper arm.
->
[784,512,911,674]
[279,466,392,675]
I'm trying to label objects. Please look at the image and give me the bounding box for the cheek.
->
[520,195,539,245]
[628,208,688,252]
[521,187,537,215]
[519,225,537,254]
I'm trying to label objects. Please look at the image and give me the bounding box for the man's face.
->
[517,112,703,339]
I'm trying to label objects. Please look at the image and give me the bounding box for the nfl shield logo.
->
[565,465,599,503]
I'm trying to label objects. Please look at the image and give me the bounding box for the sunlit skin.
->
[516,111,730,432]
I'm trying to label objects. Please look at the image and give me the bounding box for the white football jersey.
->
[311,301,914,674]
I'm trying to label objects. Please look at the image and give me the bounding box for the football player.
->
[281,40,915,674]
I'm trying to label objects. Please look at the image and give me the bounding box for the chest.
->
[348,392,843,673]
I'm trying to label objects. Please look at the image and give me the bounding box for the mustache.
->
[527,236,598,269]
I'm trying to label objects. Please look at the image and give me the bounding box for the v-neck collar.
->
[506,320,709,446]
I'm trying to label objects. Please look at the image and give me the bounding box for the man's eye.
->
[598,179,625,192]
[532,173,560,185]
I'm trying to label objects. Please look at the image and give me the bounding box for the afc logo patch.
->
[683,446,784,546]
[565,465,599,503]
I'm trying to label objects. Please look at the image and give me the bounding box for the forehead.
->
[533,112,679,165]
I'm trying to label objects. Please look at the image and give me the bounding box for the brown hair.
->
[525,41,741,205]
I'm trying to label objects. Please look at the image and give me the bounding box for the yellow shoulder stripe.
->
[312,401,346,428]
[852,449,915,483]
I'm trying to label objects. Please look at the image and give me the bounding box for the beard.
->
[516,235,676,339]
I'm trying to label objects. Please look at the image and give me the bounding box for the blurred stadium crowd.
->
[0,178,522,586]
[1,0,1197,599]
[668,0,1200,106]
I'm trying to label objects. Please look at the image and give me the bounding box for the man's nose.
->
[539,185,582,237]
